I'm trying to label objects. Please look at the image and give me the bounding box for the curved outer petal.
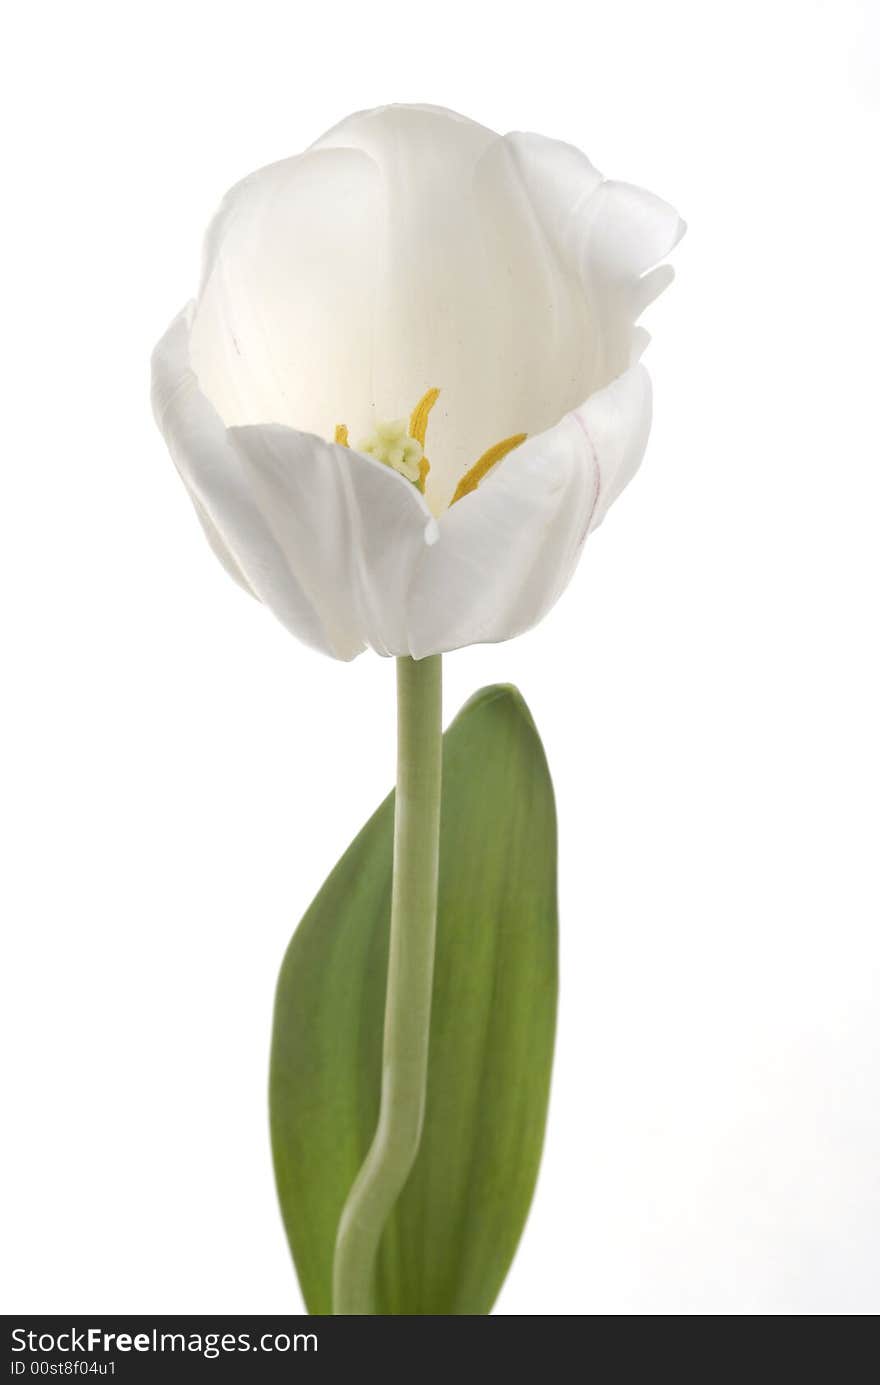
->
[503,132,685,381]
[572,365,653,531]
[406,365,652,658]
[152,307,433,660]
[227,423,435,658]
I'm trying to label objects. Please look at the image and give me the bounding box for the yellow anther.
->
[409,389,440,493]
[450,433,528,505]
[409,388,440,448]
[334,424,349,446]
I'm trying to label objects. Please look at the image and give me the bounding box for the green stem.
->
[332,654,443,1315]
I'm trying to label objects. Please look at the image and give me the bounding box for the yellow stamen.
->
[409,388,440,447]
[409,389,440,493]
[334,424,349,447]
[450,433,528,506]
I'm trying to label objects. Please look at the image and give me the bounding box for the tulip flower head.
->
[152,105,683,660]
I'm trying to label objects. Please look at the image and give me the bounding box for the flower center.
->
[355,419,424,483]
[334,390,526,507]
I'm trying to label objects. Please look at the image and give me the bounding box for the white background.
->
[3,0,878,1316]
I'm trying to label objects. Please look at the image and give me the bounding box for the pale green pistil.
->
[358,419,424,484]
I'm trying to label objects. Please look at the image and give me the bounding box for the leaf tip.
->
[455,682,537,732]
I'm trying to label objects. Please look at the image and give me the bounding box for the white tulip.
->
[151,105,683,660]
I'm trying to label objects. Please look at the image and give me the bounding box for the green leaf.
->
[269,684,557,1315]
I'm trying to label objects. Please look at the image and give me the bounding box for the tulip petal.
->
[501,131,605,255]
[585,179,686,282]
[316,105,594,505]
[151,307,360,659]
[227,424,435,659]
[191,145,383,444]
[406,365,652,658]
[504,132,685,378]
[189,494,255,597]
[572,363,653,530]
